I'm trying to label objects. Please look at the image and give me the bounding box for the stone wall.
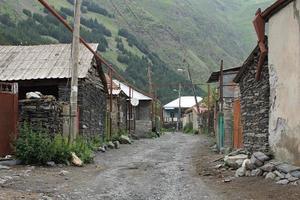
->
[58,65,107,138]
[237,49,270,153]
[19,97,63,136]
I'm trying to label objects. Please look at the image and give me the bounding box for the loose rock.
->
[59,170,69,176]
[107,141,115,149]
[274,170,285,179]
[265,172,276,180]
[98,147,106,153]
[276,179,289,185]
[224,154,248,169]
[0,165,10,170]
[276,163,300,174]
[119,135,132,144]
[235,167,246,177]
[71,152,83,167]
[253,152,270,162]
[251,168,263,177]
[260,163,275,172]
[46,161,56,167]
[290,170,300,178]
[113,141,120,149]
[250,155,264,167]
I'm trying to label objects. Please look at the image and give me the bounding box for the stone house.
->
[0,43,108,139]
[113,79,153,138]
[233,46,270,154]
[254,0,300,164]
[207,67,241,150]
[105,74,128,135]
[183,104,208,131]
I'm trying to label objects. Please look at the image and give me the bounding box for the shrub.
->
[15,124,54,165]
[183,122,193,134]
[51,135,71,164]
[15,124,97,165]
[70,137,94,164]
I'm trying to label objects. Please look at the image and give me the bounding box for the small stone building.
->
[106,74,128,134]
[234,46,270,153]
[0,43,108,138]
[113,79,153,138]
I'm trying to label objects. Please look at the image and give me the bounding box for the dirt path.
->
[1,132,299,200]
[0,133,220,200]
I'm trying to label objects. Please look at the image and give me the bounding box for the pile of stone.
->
[223,150,300,185]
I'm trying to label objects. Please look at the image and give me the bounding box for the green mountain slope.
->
[0,0,272,103]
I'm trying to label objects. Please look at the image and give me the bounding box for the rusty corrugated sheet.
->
[0,82,18,156]
[0,43,98,81]
[233,99,243,149]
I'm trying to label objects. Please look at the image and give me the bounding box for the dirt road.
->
[1,132,299,200]
[0,133,220,200]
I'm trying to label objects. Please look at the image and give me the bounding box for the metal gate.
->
[0,82,18,157]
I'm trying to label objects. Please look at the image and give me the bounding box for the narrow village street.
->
[2,133,300,200]
[0,133,219,200]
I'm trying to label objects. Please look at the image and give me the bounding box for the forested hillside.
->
[0,0,272,103]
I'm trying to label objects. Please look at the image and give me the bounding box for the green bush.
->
[15,124,97,165]
[51,135,71,164]
[183,122,193,134]
[70,137,94,164]
[15,124,54,165]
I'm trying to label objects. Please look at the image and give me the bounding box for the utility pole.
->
[187,65,200,114]
[69,0,81,143]
[109,68,113,140]
[176,83,182,132]
[148,64,154,129]
[220,60,224,112]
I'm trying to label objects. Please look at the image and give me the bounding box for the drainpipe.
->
[253,8,268,81]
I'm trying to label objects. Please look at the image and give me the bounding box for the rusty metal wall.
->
[233,99,243,149]
[0,83,18,156]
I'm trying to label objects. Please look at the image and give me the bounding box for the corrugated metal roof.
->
[207,66,241,83]
[0,43,98,81]
[113,79,152,101]
[163,96,203,109]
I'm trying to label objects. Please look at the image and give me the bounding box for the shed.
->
[0,43,107,140]
[113,79,153,138]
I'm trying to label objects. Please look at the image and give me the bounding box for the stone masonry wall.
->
[58,66,107,138]
[19,97,63,136]
[238,50,270,153]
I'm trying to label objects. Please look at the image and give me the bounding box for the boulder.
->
[251,169,263,177]
[245,170,251,177]
[288,176,299,182]
[0,165,10,170]
[119,135,132,144]
[224,154,248,169]
[107,141,115,149]
[265,172,276,180]
[113,141,120,149]
[253,152,270,162]
[260,163,275,172]
[242,159,252,170]
[46,161,56,167]
[235,167,246,177]
[71,152,83,167]
[274,170,285,179]
[276,163,300,174]
[290,170,300,178]
[276,179,289,185]
[228,149,248,156]
[98,147,106,153]
[250,154,264,167]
